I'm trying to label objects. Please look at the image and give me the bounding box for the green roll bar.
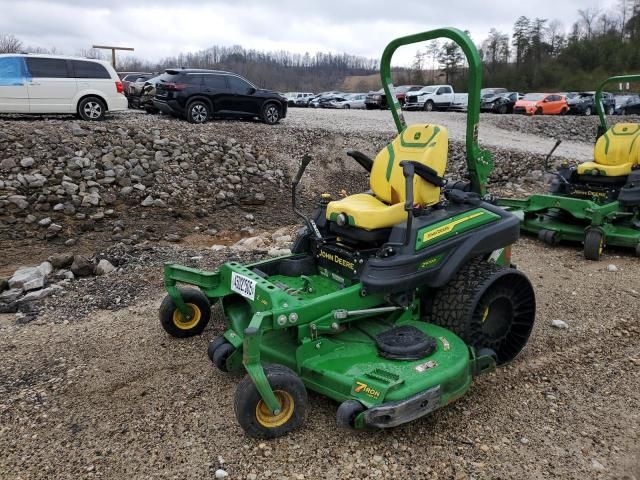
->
[596,74,640,130]
[380,27,493,195]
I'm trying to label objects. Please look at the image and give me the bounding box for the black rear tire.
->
[159,288,211,337]
[498,105,508,114]
[261,102,281,125]
[234,364,307,439]
[78,96,106,121]
[187,100,210,124]
[424,100,435,112]
[336,400,365,429]
[430,259,536,365]
[584,229,604,261]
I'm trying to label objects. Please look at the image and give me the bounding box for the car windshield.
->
[418,87,436,94]
[522,93,545,101]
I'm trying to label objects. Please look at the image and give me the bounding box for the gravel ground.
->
[1,109,639,480]
[280,108,597,161]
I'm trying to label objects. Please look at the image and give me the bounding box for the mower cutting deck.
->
[497,75,640,260]
[158,27,537,439]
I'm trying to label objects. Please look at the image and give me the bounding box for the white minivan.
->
[0,54,128,120]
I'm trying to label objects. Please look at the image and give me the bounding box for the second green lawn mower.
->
[497,75,640,260]
[158,28,536,439]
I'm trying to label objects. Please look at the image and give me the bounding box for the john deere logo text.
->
[574,189,607,198]
[422,212,483,243]
[354,381,381,399]
[318,250,354,270]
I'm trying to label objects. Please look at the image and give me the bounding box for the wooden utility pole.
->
[92,45,134,70]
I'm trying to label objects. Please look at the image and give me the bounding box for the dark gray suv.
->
[153,69,287,124]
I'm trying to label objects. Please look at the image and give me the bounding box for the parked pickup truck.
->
[403,85,457,111]
[365,85,422,109]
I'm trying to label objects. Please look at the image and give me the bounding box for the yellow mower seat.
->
[577,123,640,177]
[326,124,448,231]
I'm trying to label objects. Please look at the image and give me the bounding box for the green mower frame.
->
[159,28,536,439]
[497,74,640,260]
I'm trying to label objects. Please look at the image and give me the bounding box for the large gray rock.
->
[141,195,154,207]
[19,285,62,303]
[8,262,52,291]
[0,158,16,170]
[71,256,95,277]
[48,252,74,269]
[95,259,116,275]
[7,195,29,210]
[71,123,89,137]
[0,288,22,303]
[20,157,35,168]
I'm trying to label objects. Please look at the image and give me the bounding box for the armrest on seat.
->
[347,150,373,172]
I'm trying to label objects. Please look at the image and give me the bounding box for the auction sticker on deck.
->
[230,272,256,300]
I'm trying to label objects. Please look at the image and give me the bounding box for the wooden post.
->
[92,45,135,70]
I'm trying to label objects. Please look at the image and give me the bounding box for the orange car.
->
[513,93,568,115]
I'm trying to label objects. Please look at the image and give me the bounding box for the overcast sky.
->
[0,0,617,65]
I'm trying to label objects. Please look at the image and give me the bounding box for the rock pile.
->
[0,120,286,238]
[0,253,116,314]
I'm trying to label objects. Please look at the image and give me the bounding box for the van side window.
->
[25,57,69,78]
[71,60,110,79]
[0,57,26,85]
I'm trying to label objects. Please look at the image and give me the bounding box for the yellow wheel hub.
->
[172,303,201,330]
[482,306,490,323]
[255,390,295,428]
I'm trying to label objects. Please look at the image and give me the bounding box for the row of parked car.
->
[2,52,636,123]
[120,68,288,124]
[285,85,640,116]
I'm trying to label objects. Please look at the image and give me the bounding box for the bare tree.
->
[0,33,23,53]
[547,20,566,55]
[578,7,601,38]
[77,48,105,59]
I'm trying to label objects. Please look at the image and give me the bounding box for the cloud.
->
[0,0,616,65]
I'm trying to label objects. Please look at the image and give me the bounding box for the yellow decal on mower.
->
[422,211,484,243]
[354,381,381,399]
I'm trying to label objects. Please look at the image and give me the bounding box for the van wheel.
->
[187,101,210,124]
[78,97,106,121]
[262,103,281,125]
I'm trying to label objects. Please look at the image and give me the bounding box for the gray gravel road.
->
[285,108,596,161]
[0,237,639,480]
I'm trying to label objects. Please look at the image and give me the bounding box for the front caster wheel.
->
[159,288,211,337]
[538,229,558,246]
[207,336,227,362]
[336,400,365,429]
[234,364,307,439]
[584,229,604,261]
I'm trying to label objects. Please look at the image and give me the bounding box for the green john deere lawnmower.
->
[158,27,536,439]
[497,75,640,260]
